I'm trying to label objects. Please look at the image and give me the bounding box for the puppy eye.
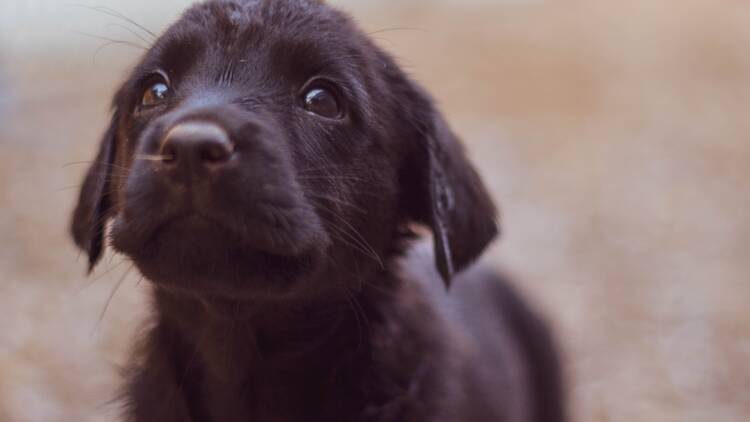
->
[302,87,342,119]
[141,78,170,107]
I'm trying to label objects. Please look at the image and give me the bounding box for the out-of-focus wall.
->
[1,1,750,421]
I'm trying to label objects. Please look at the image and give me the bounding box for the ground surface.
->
[1,0,750,421]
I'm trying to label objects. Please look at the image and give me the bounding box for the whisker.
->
[105,22,152,45]
[68,3,158,39]
[74,30,147,50]
[135,154,168,162]
[325,226,379,265]
[297,164,349,174]
[361,277,400,298]
[367,27,428,36]
[57,184,97,193]
[307,194,366,214]
[316,205,384,268]
[322,207,383,264]
[345,291,365,351]
[92,41,131,66]
[73,168,128,178]
[55,172,127,193]
[298,175,369,183]
[62,160,130,171]
[76,257,129,293]
[93,262,135,333]
[370,36,396,48]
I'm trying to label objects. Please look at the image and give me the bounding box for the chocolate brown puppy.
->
[71,1,565,421]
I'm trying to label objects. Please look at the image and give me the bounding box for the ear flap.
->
[425,113,499,286]
[402,87,499,288]
[71,111,120,273]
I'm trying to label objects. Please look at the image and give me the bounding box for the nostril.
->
[199,141,233,164]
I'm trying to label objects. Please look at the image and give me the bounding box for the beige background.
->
[2,0,750,420]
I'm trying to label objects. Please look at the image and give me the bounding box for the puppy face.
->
[72,0,498,301]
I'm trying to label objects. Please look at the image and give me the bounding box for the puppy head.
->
[71,0,498,301]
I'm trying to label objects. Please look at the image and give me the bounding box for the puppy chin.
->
[110,213,328,300]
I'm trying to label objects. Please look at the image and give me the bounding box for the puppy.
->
[71,1,565,421]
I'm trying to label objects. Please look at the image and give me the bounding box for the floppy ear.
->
[71,110,120,273]
[401,86,499,288]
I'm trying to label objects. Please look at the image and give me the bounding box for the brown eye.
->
[141,80,170,107]
[303,87,342,119]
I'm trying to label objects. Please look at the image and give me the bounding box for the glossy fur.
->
[71,1,565,421]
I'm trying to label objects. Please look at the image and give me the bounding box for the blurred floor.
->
[1,0,750,421]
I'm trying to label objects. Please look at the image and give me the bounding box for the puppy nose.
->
[160,122,234,169]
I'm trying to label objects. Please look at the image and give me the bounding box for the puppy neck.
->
[150,276,386,384]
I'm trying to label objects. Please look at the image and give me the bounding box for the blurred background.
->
[2,0,750,420]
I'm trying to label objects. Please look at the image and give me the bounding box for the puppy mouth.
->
[148,212,238,249]
[112,202,324,260]
[109,204,327,297]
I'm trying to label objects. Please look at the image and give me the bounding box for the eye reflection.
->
[303,87,341,119]
[141,80,170,107]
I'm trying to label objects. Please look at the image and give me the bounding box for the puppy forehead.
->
[140,0,364,82]
[179,0,353,50]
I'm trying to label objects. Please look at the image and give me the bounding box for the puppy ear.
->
[401,86,499,288]
[71,110,120,273]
